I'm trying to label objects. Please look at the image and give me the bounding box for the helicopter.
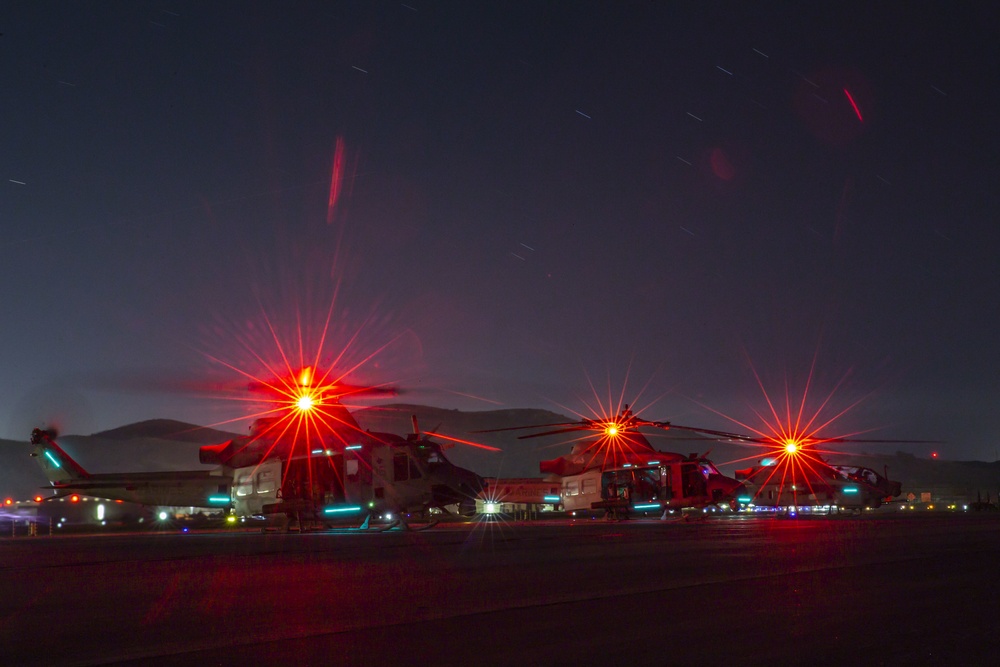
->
[29,366,490,530]
[730,441,906,512]
[476,406,741,519]
[677,423,914,511]
[732,457,902,512]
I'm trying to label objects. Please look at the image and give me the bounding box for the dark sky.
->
[2,2,998,459]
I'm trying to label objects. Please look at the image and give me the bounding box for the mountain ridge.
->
[92,419,241,443]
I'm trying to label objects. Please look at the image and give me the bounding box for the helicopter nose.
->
[472,472,486,493]
[452,464,484,489]
[459,472,486,499]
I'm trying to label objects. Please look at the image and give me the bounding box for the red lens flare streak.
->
[426,432,501,452]
[326,137,346,225]
[843,88,863,123]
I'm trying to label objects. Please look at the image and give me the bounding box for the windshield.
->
[700,462,722,478]
[415,442,449,467]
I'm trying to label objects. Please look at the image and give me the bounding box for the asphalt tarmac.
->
[2,513,998,666]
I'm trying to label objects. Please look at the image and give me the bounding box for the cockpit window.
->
[416,444,447,466]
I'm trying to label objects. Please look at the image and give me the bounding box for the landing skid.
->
[374,516,440,532]
[262,513,329,533]
[658,508,707,522]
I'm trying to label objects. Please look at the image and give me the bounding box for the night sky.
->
[2,2,998,459]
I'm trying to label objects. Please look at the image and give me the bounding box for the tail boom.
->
[30,428,90,484]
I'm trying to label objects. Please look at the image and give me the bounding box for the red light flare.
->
[540,429,646,474]
[543,367,665,471]
[195,297,409,495]
[195,295,499,500]
[710,148,736,181]
[423,432,501,452]
[700,355,882,505]
[792,68,872,146]
[326,136,358,225]
[843,88,864,122]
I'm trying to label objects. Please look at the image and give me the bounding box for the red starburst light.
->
[536,370,667,472]
[701,358,881,506]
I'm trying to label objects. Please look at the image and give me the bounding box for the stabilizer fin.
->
[29,428,90,484]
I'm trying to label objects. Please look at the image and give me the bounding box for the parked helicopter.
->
[673,422,914,510]
[30,366,491,530]
[476,406,741,519]
[727,435,907,511]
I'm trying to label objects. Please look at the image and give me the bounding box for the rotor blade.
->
[470,422,583,434]
[653,425,945,447]
[518,426,594,439]
[643,432,719,442]
[247,381,399,398]
[807,437,945,445]
[648,422,762,442]
[84,369,248,395]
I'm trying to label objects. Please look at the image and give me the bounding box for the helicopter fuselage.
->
[229,429,484,520]
[734,461,900,509]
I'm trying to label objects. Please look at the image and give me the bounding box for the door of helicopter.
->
[679,461,708,500]
[343,442,373,509]
[600,466,663,505]
[253,449,346,517]
[367,443,432,514]
[232,458,282,516]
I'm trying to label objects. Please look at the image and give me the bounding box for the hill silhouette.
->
[93,419,241,443]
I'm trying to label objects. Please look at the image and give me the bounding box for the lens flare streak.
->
[326,137,346,225]
[426,432,502,452]
[844,88,863,122]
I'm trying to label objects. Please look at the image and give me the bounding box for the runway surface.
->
[2,513,998,666]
